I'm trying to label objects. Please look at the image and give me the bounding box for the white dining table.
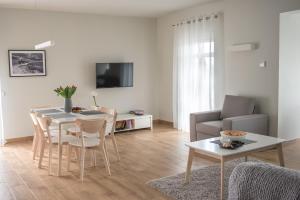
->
[32,107,113,176]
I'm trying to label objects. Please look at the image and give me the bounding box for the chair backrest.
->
[97,107,117,135]
[36,115,52,139]
[30,112,39,126]
[75,118,106,140]
[30,112,40,137]
[221,95,255,119]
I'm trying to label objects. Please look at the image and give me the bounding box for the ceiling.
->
[0,0,217,17]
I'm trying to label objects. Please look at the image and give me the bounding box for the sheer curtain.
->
[173,14,224,132]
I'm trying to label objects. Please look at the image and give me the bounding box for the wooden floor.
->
[1,123,300,200]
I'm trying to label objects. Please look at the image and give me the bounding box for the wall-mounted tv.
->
[96,63,133,88]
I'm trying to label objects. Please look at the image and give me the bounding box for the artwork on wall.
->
[8,50,46,77]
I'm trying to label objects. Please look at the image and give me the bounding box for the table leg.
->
[220,157,224,200]
[58,123,62,176]
[277,143,285,167]
[185,148,194,184]
[245,156,248,162]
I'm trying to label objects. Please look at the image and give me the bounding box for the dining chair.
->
[67,107,120,161]
[67,118,111,181]
[30,112,41,160]
[35,113,76,175]
[30,106,59,160]
[97,107,120,161]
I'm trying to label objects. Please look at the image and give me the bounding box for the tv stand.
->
[115,114,153,132]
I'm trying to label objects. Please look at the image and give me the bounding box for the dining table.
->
[31,107,113,176]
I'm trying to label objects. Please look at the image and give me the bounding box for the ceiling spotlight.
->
[34,40,55,50]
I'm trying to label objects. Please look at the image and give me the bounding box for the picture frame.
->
[8,50,46,77]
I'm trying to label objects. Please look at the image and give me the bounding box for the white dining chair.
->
[97,107,120,161]
[30,112,41,160]
[35,113,76,175]
[67,118,111,181]
[30,106,58,160]
[67,107,120,161]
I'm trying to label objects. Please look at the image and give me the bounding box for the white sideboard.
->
[115,114,152,132]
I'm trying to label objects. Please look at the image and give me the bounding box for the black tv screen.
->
[96,63,133,88]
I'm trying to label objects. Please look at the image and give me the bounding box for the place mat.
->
[211,139,257,145]
[80,110,106,116]
[36,109,63,114]
[45,113,76,119]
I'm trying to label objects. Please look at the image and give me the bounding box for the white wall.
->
[0,8,158,139]
[224,0,300,137]
[157,0,300,136]
[278,10,300,140]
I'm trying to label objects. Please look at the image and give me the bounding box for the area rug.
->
[147,158,261,200]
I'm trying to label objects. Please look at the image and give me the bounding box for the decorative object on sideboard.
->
[129,110,144,115]
[54,85,77,113]
[8,50,46,77]
[90,91,99,107]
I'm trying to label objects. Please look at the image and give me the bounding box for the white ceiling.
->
[0,0,218,17]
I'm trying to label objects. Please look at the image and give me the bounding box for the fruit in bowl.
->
[220,130,247,141]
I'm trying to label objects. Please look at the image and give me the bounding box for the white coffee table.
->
[185,133,286,200]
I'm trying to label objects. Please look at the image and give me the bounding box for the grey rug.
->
[147,159,261,200]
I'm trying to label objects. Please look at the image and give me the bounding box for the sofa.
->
[228,162,300,200]
[190,95,268,141]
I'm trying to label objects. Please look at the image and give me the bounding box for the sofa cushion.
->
[221,95,255,119]
[196,120,222,136]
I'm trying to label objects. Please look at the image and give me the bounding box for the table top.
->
[186,133,286,157]
[32,107,112,124]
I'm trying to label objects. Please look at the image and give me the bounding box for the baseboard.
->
[6,136,33,144]
[153,119,174,127]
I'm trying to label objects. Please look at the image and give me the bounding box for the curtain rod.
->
[172,14,219,27]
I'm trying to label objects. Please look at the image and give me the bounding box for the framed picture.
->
[8,50,46,77]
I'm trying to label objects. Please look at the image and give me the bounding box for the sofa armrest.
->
[223,114,268,135]
[190,110,221,141]
[228,162,300,200]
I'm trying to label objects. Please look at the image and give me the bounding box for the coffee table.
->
[184,133,286,200]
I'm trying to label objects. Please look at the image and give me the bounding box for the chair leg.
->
[93,150,97,167]
[77,148,81,170]
[103,140,110,167]
[90,150,94,167]
[67,145,72,171]
[80,148,86,182]
[48,143,52,175]
[75,148,80,161]
[38,139,46,169]
[111,134,120,161]
[32,132,39,160]
[32,132,37,151]
[101,141,111,176]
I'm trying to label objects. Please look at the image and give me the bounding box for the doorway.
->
[278,10,300,140]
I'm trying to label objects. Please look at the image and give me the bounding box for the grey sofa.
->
[190,95,268,141]
[228,162,300,200]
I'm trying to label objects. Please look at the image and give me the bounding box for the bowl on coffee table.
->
[220,130,247,142]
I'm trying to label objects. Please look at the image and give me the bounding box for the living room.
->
[0,0,300,199]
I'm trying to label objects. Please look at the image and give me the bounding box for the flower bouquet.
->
[54,85,77,113]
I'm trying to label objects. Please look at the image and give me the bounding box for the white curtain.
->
[173,14,224,132]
